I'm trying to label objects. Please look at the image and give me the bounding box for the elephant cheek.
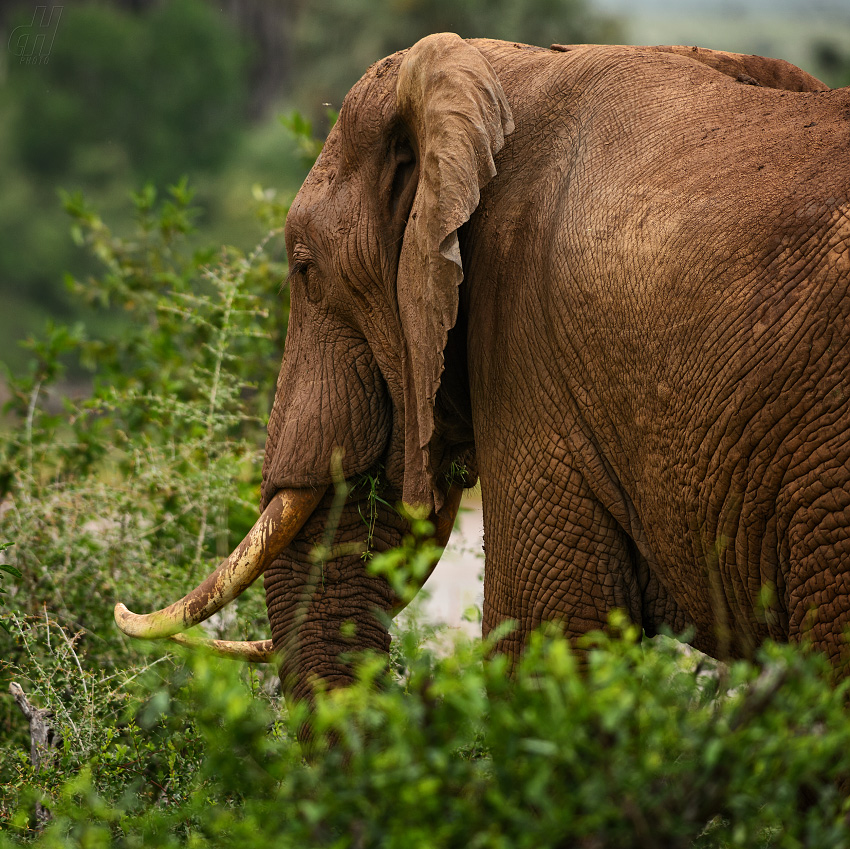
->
[262,331,392,505]
[263,496,405,704]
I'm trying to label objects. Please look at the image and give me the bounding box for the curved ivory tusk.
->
[114,486,326,640]
[169,634,276,663]
[161,483,467,663]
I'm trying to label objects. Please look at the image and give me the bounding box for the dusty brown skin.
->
[253,32,850,702]
[120,35,848,702]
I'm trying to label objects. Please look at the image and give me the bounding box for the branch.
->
[9,682,63,826]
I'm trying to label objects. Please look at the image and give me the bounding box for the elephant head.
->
[116,33,512,702]
[262,32,513,513]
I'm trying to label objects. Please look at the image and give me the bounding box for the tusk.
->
[167,483,467,662]
[114,486,326,640]
[169,633,276,663]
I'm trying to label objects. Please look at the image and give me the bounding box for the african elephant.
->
[116,35,850,703]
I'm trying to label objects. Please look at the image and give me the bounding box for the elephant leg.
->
[784,473,850,673]
[480,456,644,662]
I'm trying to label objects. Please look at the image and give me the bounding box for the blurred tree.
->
[7,0,249,184]
[292,0,623,114]
[0,0,253,371]
[221,0,295,118]
[811,39,850,88]
[0,0,293,119]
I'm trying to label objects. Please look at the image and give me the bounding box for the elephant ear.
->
[395,33,514,509]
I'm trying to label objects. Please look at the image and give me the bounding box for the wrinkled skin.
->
[262,34,850,702]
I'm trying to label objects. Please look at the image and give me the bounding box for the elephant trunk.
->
[114,487,325,639]
[265,485,462,702]
[113,477,460,689]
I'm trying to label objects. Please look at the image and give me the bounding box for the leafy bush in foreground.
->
[3,618,850,848]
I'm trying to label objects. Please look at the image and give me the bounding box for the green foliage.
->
[0,175,293,674]
[293,0,623,113]
[811,39,850,87]
[0,0,289,373]
[3,620,850,847]
[7,0,248,183]
[0,543,21,627]
[0,614,209,835]
[0,161,306,825]
[445,460,473,488]
[0,107,327,796]
[367,507,445,605]
[0,105,326,663]
[279,110,338,171]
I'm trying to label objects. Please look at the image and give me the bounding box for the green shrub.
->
[0,0,269,373]
[3,622,850,847]
[0,109,328,809]
[0,179,286,655]
[0,175,295,790]
[0,543,20,624]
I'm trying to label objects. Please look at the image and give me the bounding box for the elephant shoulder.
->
[642,45,829,92]
[550,42,828,93]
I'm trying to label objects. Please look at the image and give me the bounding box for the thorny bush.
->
[0,171,294,812]
[4,618,850,847]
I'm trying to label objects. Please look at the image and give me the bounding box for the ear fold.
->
[395,33,514,509]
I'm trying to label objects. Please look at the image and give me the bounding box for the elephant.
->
[115,34,850,704]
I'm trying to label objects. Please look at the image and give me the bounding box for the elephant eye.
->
[291,259,323,304]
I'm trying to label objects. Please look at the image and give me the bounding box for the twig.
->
[25,380,42,489]
[113,654,172,690]
[59,626,88,700]
[9,682,63,827]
